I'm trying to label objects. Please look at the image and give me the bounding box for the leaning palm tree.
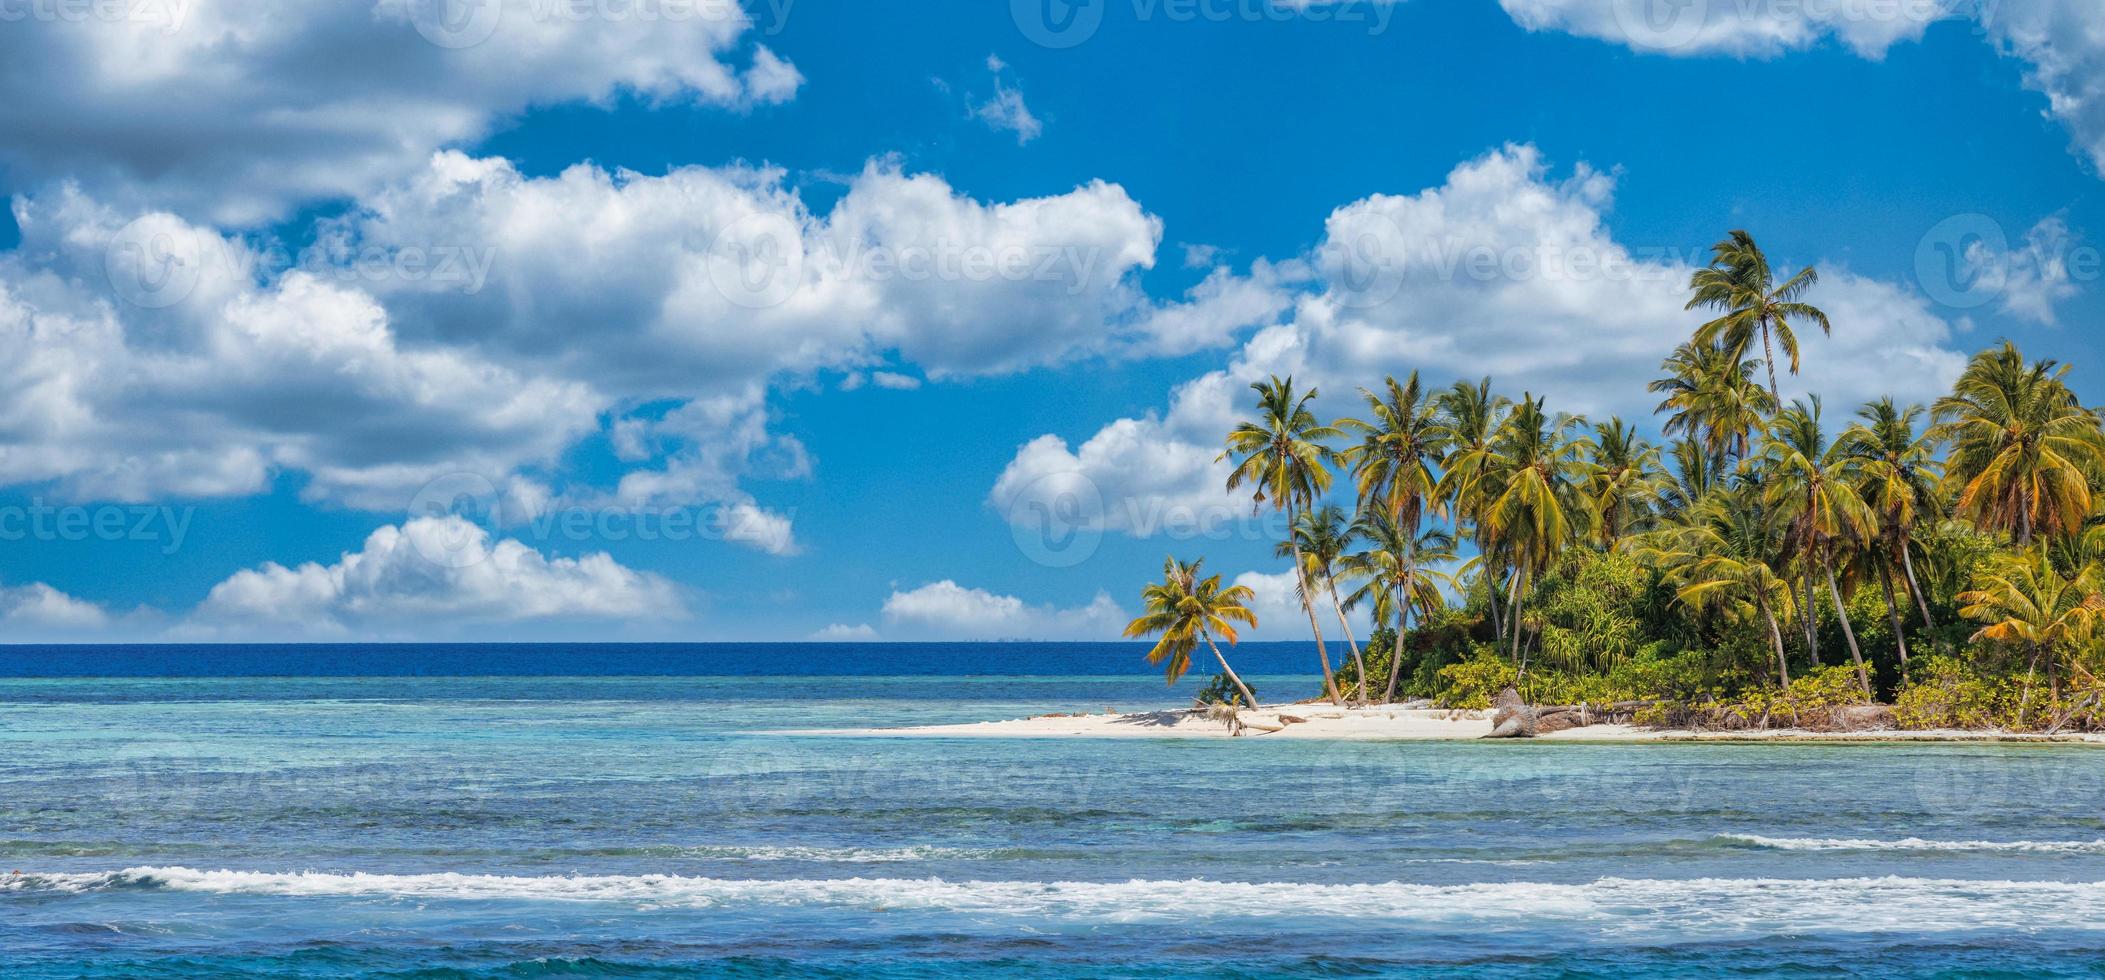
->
[1649,341,1776,467]
[1480,394,1593,664]
[1279,504,1368,702]
[1687,230,1832,404]
[1759,398,1877,697]
[1583,417,1666,546]
[1339,510,1456,703]
[1958,549,2105,728]
[1124,557,1260,708]
[1838,398,1944,663]
[1221,376,1347,703]
[1930,341,2105,546]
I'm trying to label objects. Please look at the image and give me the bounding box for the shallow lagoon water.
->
[3,645,2103,977]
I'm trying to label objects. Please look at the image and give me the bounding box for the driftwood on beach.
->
[1484,687,1900,737]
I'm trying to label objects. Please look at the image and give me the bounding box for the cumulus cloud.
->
[0,191,601,507]
[993,144,1970,540]
[1499,0,2105,175]
[0,581,113,631]
[0,0,799,223]
[809,622,880,641]
[880,580,1126,640]
[186,516,684,638]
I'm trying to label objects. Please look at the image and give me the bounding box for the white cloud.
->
[971,56,1044,144]
[0,191,601,507]
[1499,0,2105,175]
[0,581,112,631]
[1960,216,2084,325]
[810,622,880,641]
[994,144,1970,539]
[880,580,1127,640]
[186,515,684,638]
[0,0,799,223]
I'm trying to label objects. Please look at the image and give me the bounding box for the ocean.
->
[3,643,2102,977]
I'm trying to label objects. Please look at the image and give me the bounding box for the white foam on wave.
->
[1721,834,2105,854]
[671,844,997,862]
[8,868,2105,936]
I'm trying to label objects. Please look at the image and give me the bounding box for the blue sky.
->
[0,0,2100,641]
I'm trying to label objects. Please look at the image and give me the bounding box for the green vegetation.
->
[1139,230,2105,733]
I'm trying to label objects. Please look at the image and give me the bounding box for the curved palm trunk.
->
[1382,576,1410,704]
[1324,578,1367,704]
[2017,642,2043,729]
[1823,547,1871,699]
[1801,556,1820,668]
[1289,537,1342,705]
[1201,630,1259,709]
[1900,538,1934,630]
[1758,594,1791,688]
[1876,558,1910,671]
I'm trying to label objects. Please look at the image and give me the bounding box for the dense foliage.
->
[1142,230,2105,732]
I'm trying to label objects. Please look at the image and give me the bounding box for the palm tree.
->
[1124,557,1260,708]
[1958,549,2105,728]
[1760,398,1876,697]
[1662,437,1722,515]
[1687,230,1833,404]
[1436,378,1511,638]
[1221,376,1347,703]
[1480,394,1593,665]
[1930,341,2105,546]
[1838,398,1943,664]
[1583,417,1666,545]
[1338,372,1448,530]
[1636,488,1798,687]
[1339,510,1455,703]
[1649,341,1776,467]
[1279,504,1368,702]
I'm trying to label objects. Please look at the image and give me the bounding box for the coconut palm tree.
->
[1662,437,1723,516]
[1480,394,1593,665]
[1636,488,1798,687]
[1124,557,1260,708]
[1760,398,1876,697]
[1687,230,1832,405]
[1583,417,1666,545]
[1435,377,1511,637]
[1338,372,1448,530]
[1221,376,1346,703]
[1838,398,1944,663]
[1958,549,2105,728]
[1339,510,1456,703]
[1279,504,1368,702]
[1930,341,2105,546]
[1649,341,1776,467]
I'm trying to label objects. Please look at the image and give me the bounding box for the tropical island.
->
[898,232,2105,741]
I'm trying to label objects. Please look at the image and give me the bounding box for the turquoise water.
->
[4,653,2105,977]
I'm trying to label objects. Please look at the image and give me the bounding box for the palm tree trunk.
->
[1802,555,1819,668]
[1877,558,1910,670]
[1900,538,1934,630]
[1485,558,1505,643]
[1383,577,1410,704]
[1288,535,1342,705]
[1759,594,1791,688]
[1202,630,1259,709]
[1325,578,1367,704]
[1823,547,1871,699]
[1507,565,1528,666]
[2018,642,2042,729]
[1760,316,1781,405]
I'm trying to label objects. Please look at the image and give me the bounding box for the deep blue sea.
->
[3,643,2104,978]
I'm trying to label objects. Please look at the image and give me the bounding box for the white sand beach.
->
[818,705,2105,743]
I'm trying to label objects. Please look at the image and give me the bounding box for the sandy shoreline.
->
[797,705,2105,743]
